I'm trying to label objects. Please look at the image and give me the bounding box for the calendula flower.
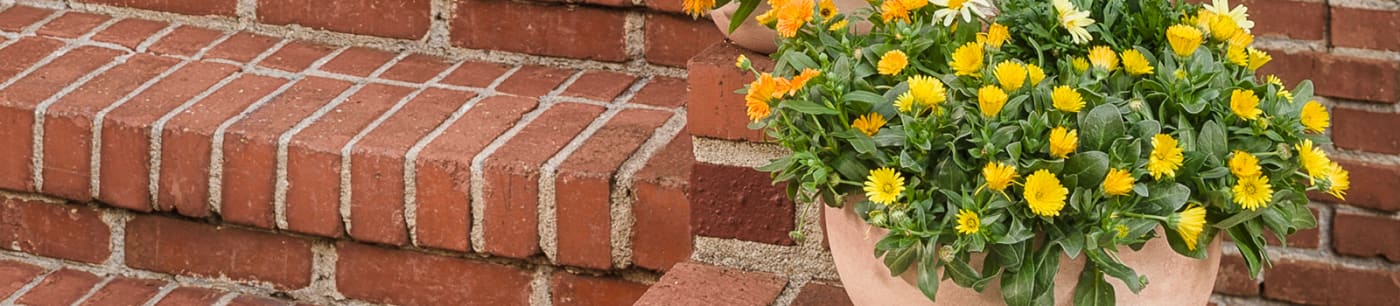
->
[1052,86,1085,113]
[1226,44,1248,67]
[852,113,887,136]
[978,85,1008,118]
[829,19,849,31]
[818,0,838,20]
[1103,168,1136,196]
[1121,49,1154,76]
[1024,169,1069,217]
[1233,174,1273,211]
[1203,0,1254,32]
[949,42,984,76]
[1277,89,1294,102]
[1049,127,1078,159]
[864,167,906,205]
[932,0,991,26]
[986,23,1010,49]
[899,0,928,10]
[1171,205,1208,251]
[1265,75,1283,86]
[1324,162,1350,200]
[895,91,917,113]
[776,0,814,38]
[1072,57,1089,72]
[983,162,1017,192]
[908,75,947,107]
[1246,48,1271,70]
[1088,46,1119,71]
[1301,101,1330,133]
[1229,151,1262,178]
[1053,0,1095,44]
[1207,12,1241,41]
[1230,89,1262,120]
[1026,64,1046,85]
[994,61,1027,91]
[1296,139,1331,179]
[785,69,821,96]
[881,0,911,23]
[955,209,981,235]
[1149,134,1185,180]
[744,73,781,122]
[1229,31,1254,47]
[682,0,715,17]
[1167,24,1204,57]
[878,50,908,75]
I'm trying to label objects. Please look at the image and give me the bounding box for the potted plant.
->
[733,0,1349,304]
[685,0,877,53]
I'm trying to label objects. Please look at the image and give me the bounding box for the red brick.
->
[17,269,102,306]
[556,109,671,269]
[147,25,224,57]
[318,47,395,77]
[35,11,110,38]
[438,61,512,88]
[42,55,179,202]
[540,0,633,7]
[80,0,236,16]
[413,96,537,252]
[496,65,573,97]
[1235,0,1324,41]
[1332,211,1400,262]
[221,77,352,229]
[380,53,453,83]
[0,199,111,263]
[644,0,685,14]
[1258,50,1400,104]
[335,242,532,305]
[481,102,605,258]
[645,13,725,67]
[1263,258,1400,305]
[551,272,649,306]
[0,45,119,192]
[791,281,852,306]
[631,134,692,271]
[687,42,773,141]
[258,0,431,40]
[1212,254,1257,296]
[205,32,281,62]
[1334,109,1400,161]
[0,5,53,32]
[451,0,628,62]
[259,41,336,72]
[80,277,167,306]
[99,61,238,212]
[691,162,795,244]
[1331,7,1400,52]
[562,70,636,101]
[0,260,45,298]
[154,287,225,306]
[125,215,313,289]
[284,83,413,238]
[631,76,687,108]
[157,75,288,217]
[634,262,786,306]
[228,295,288,306]
[0,37,64,88]
[92,19,169,50]
[347,88,472,245]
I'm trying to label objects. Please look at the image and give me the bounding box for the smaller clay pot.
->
[709,0,873,54]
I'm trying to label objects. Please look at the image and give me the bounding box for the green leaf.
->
[844,90,887,106]
[780,49,818,70]
[726,0,760,33]
[918,240,942,301]
[1198,120,1228,160]
[1087,249,1145,293]
[783,100,840,115]
[851,133,877,154]
[945,257,984,288]
[1133,120,1160,140]
[874,128,907,147]
[1072,267,1115,306]
[884,241,920,276]
[1064,151,1111,190]
[1001,266,1035,306]
[1079,104,1125,151]
[1141,183,1190,214]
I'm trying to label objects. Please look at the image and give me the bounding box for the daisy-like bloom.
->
[776,0,814,38]
[1246,48,1271,70]
[1103,168,1135,196]
[852,112,887,136]
[1228,31,1254,47]
[1051,85,1085,113]
[744,73,782,122]
[818,0,838,20]
[1053,0,1095,44]
[986,23,1011,49]
[895,91,917,113]
[1265,75,1283,86]
[1230,89,1262,120]
[1121,49,1154,76]
[1277,89,1294,103]
[828,19,849,31]
[1115,224,1130,239]
[754,0,783,25]
[784,69,821,96]
[863,167,906,205]
[1048,127,1078,159]
[899,0,928,10]
[1301,100,1330,133]
[1167,24,1204,57]
[1295,139,1331,179]
[1324,162,1350,200]
[1026,64,1046,85]
[881,0,911,23]
[1072,57,1089,72]
[1229,150,1262,178]
[983,162,1017,192]
[907,75,947,107]
[1149,134,1185,180]
[1203,0,1254,32]
[1024,169,1069,217]
[878,50,908,76]
[955,209,981,235]
[1171,205,1208,251]
[932,0,990,26]
[994,61,1027,91]
[948,41,984,76]
[1088,46,1119,71]
[978,85,1008,118]
[681,0,715,17]
[1232,174,1273,211]
[1207,11,1241,42]
[1226,44,1248,67]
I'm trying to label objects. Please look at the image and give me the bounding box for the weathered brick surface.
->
[691,162,795,245]
[1263,258,1400,305]
[79,0,237,17]
[632,134,693,271]
[0,261,46,297]
[1238,0,1325,41]
[154,287,226,306]
[125,216,314,290]
[318,46,395,77]
[438,61,512,88]
[0,5,53,32]
[1332,211,1400,262]
[336,242,533,305]
[17,269,102,306]
[0,198,111,264]
[452,0,628,62]
[1212,254,1258,297]
[0,44,119,192]
[1333,107,1400,156]
[496,65,573,97]
[380,53,453,83]
[561,70,636,101]
[631,76,688,108]
[1258,50,1399,104]
[551,272,649,306]
[36,11,110,38]
[258,41,336,72]
[147,25,223,57]
[644,13,724,67]
[258,0,431,40]
[687,42,773,141]
[80,277,167,306]
[791,281,853,306]
[635,262,787,306]
[205,32,281,62]
[1330,6,1400,52]
[90,18,168,49]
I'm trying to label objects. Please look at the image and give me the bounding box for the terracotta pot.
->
[709,0,872,54]
[824,202,1221,305]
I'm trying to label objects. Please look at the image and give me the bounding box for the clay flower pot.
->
[824,202,1222,305]
[708,0,871,54]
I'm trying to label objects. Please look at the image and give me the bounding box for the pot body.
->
[824,202,1222,305]
[709,0,871,54]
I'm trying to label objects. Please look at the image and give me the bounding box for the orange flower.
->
[776,0,815,38]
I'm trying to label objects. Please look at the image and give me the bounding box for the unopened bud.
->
[939,245,956,262]
[735,55,752,70]
[1277,143,1293,159]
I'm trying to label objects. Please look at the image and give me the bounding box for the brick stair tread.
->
[0,259,307,306]
[634,262,789,306]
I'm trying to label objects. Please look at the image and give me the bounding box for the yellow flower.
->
[994,61,1027,91]
[932,0,990,26]
[978,85,1008,117]
[1324,162,1350,200]
[863,167,906,205]
[881,0,911,23]
[1088,46,1119,71]
[1265,74,1283,86]
[895,92,916,113]
[1228,31,1254,47]
[1277,89,1294,102]
[1026,64,1046,85]
[818,0,838,20]
[949,42,984,76]
[1116,224,1130,239]
[852,112,887,136]
[744,73,781,122]
[1103,168,1135,196]
[1207,11,1241,41]
[1246,48,1271,70]
[1149,134,1185,180]
[1230,89,1262,121]
[1121,49,1154,76]
[1024,169,1069,217]
[900,0,929,10]
[1053,0,1095,44]
[1072,57,1089,72]
[776,0,814,38]
[1167,24,1204,57]
[785,68,821,96]
[682,0,715,17]
[828,19,849,31]
[983,162,1017,192]
[1226,44,1248,67]
[1232,174,1273,211]
[1052,85,1085,113]
[735,55,750,69]
[907,75,947,107]
[1203,0,1255,32]
[1172,205,1207,251]
[1229,151,1262,178]
[1049,127,1078,159]
[1296,139,1331,179]
[986,23,1011,49]
[955,209,981,235]
[878,50,908,76]
[1301,101,1330,133]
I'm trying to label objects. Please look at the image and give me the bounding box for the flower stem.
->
[1121,212,1168,222]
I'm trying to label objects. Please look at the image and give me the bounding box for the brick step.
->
[0,4,694,277]
[0,258,303,306]
[635,262,851,306]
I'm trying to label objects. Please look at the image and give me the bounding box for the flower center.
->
[949,0,969,9]
[881,183,895,193]
[1244,183,1256,194]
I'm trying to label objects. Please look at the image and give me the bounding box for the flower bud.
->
[889,210,908,225]
[789,230,806,243]
[735,55,752,70]
[939,245,956,262]
[1128,99,1145,112]
[1277,143,1293,160]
